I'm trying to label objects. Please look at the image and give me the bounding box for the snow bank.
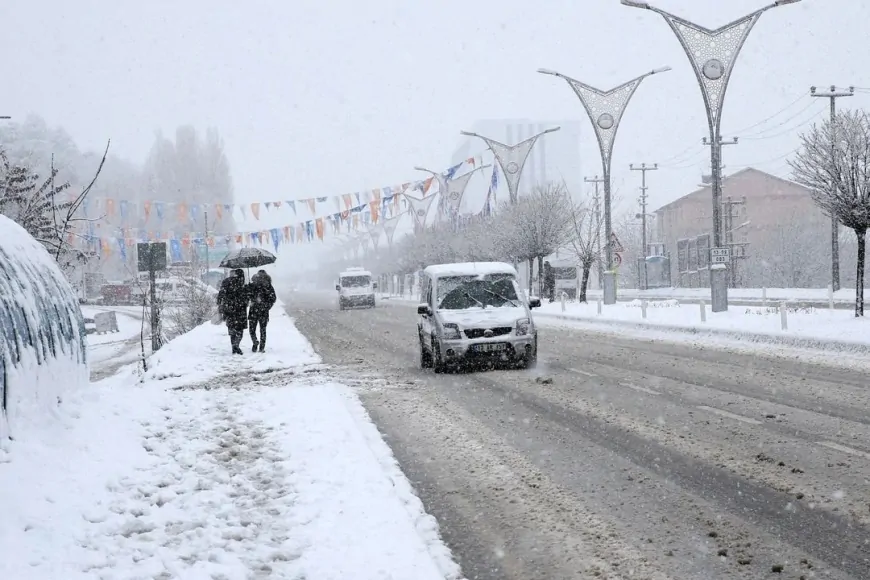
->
[534,299,870,354]
[0,215,87,441]
[0,304,461,578]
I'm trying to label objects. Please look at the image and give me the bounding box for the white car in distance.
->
[417,262,541,372]
[336,267,377,310]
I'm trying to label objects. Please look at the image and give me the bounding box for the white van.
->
[416,261,541,372]
[336,267,377,310]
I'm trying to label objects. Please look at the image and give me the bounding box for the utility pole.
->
[811,85,854,292]
[722,196,748,287]
[630,163,658,289]
[701,137,740,240]
[203,210,210,278]
[585,175,606,289]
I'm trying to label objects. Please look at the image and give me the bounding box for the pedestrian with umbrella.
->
[217,248,277,355]
[217,269,250,354]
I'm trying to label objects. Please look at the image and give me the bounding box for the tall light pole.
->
[811,85,854,293]
[630,163,658,289]
[622,0,802,312]
[414,164,490,220]
[538,66,670,304]
[459,127,560,205]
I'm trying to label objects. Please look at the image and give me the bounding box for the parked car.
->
[131,276,217,305]
[416,261,541,372]
[99,282,133,305]
[336,267,377,310]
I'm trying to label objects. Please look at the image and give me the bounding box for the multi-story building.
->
[654,168,833,288]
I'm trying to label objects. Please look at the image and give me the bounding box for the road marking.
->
[569,368,597,377]
[696,405,761,425]
[818,441,870,460]
[620,382,660,396]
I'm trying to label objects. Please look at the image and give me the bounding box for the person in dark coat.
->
[544,261,556,303]
[247,270,277,353]
[217,269,250,355]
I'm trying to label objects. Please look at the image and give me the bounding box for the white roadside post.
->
[641,299,648,319]
[828,284,835,310]
[762,287,768,306]
[561,291,567,312]
[780,302,789,330]
[699,300,707,323]
[597,297,603,315]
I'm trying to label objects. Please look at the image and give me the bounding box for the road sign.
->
[710,247,731,264]
[610,232,625,253]
[614,252,623,268]
[137,242,167,273]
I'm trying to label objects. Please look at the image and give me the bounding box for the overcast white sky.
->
[5,0,870,218]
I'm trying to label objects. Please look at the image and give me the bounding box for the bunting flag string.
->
[71,154,485,227]
[72,153,497,261]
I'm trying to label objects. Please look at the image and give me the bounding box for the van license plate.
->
[473,343,506,353]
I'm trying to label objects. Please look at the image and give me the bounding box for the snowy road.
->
[290,292,870,580]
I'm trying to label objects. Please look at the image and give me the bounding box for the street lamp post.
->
[458,127,560,205]
[414,164,490,222]
[621,0,802,312]
[538,66,670,304]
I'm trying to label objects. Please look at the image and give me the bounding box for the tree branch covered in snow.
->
[790,110,870,316]
[0,141,109,274]
[568,198,603,302]
[362,182,577,296]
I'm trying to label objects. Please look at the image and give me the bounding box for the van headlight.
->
[442,323,461,340]
[516,318,531,336]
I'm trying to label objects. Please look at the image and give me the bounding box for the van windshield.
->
[437,276,519,310]
[341,275,371,288]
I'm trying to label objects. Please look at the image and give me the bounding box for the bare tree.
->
[790,110,870,316]
[568,201,603,302]
[163,260,218,337]
[499,183,575,294]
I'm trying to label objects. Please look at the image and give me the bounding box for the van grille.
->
[464,327,512,339]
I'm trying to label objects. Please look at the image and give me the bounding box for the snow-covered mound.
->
[0,214,87,440]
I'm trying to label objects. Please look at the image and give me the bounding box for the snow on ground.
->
[534,299,870,346]
[0,302,461,580]
[81,306,145,346]
[583,286,868,303]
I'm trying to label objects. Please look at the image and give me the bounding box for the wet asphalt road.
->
[289,292,870,580]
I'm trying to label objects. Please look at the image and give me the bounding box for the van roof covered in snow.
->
[424,261,517,279]
[339,269,372,277]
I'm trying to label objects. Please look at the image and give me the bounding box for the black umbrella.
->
[219,247,277,269]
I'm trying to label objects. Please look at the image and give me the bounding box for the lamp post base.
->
[710,266,729,313]
[603,271,618,305]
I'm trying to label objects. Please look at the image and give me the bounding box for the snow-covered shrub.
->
[0,214,87,440]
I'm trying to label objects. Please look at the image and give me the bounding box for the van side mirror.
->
[529,297,542,309]
[417,303,432,316]
[335,284,341,291]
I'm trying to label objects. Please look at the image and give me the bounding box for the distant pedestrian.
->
[247,270,277,353]
[217,269,250,355]
[544,261,556,303]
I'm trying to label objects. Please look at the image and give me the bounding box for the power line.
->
[738,100,825,139]
[729,92,811,134]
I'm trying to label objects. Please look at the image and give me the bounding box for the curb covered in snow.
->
[533,311,870,356]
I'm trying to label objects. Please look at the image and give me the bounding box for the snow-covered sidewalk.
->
[0,304,461,580]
